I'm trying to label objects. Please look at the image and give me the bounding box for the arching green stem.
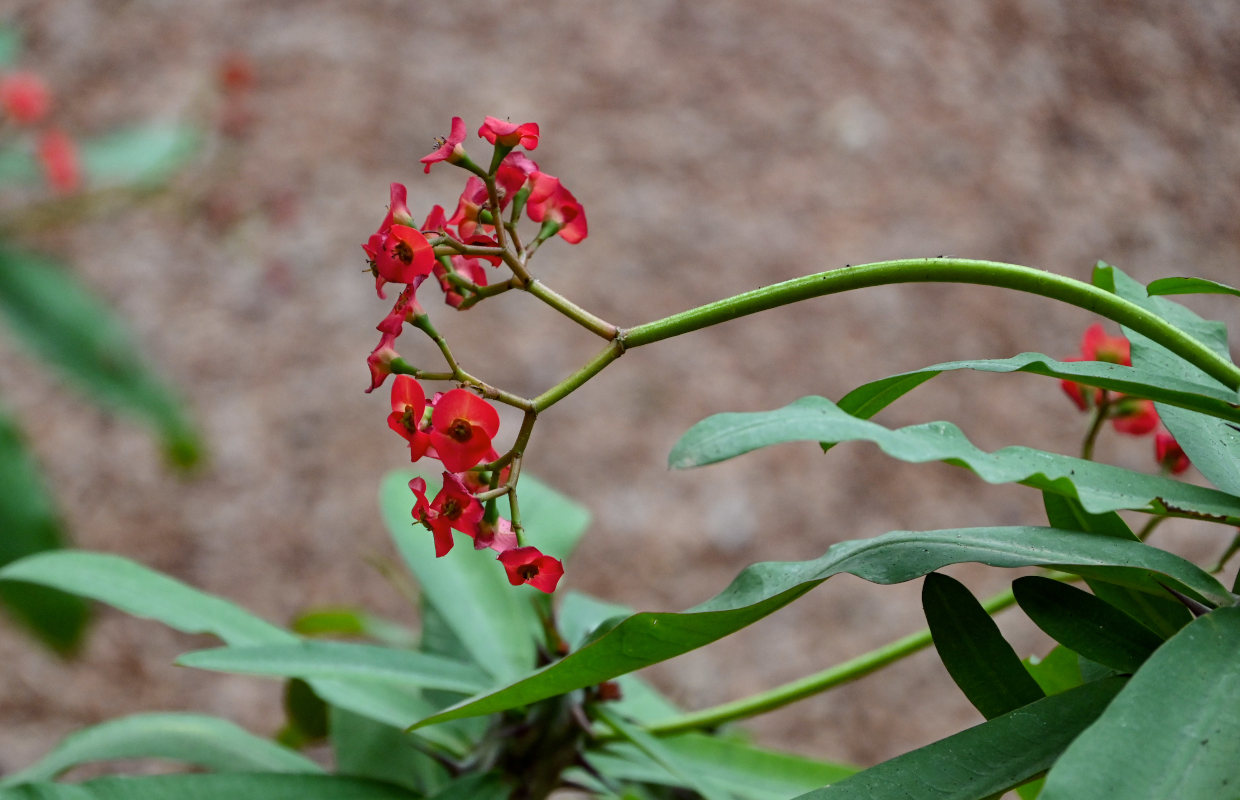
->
[622,259,1240,391]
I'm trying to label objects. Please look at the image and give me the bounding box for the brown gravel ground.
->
[1,0,1239,784]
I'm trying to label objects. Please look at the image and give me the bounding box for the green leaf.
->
[1023,646,1083,697]
[290,607,416,647]
[1094,263,1240,497]
[177,641,492,695]
[413,526,1225,728]
[0,774,420,800]
[594,708,729,800]
[80,125,201,187]
[791,678,1126,800]
[1013,577,1165,674]
[1042,493,1189,638]
[0,246,200,466]
[670,395,1240,524]
[585,732,857,800]
[1147,277,1240,299]
[0,713,321,787]
[923,573,1045,719]
[277,678,328,747]
[1040,608,1240,799]
[0,550,464,750]
[331,706,449,794]
[380,469,590,682]
[834,352,1240,427]
[0,26,21,68]
[0,550,292,645]
[0,404,89,653]
[425,773,512,800]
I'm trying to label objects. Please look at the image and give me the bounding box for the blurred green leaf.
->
[1023,645,1082,697]
[594,708,729,800]
[425,773,512,800]
[0,403,88,653]
[1013,577,1165,674]
[585,730,857,800]
[1146,277,1240,298]
[178,640,493,695]
[0,774,421,799]
[0,26,21,68]
[1041,608,1240,799]
[0,712,322,787]
[80,124,201,187]
[413,526,1223,728]
[1042,493,1190,639]
[290,607,416,647]
[0,245,201,466]
[331,706,450,794]
[670,394,1240,524]
[380,469,589,683]
[791,678,1126,800]
[923,573,1044,719]
[277,678,328,748]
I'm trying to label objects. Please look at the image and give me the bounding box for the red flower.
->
[387,376,430,460]
[1155,428,1190,474]
[434,255,488,308]
[376,285,427,336]
[1110,397,1159,436]
[363,184,431,298]
[1060,323,1139,414]
[36,129,80,194]
[478,117,540,150]
[474,516,518,554]
[497,151,539,194]
[0,72,49,124]
[498,546,564,593]
[411,473,485,557]
[429,389,500,472]
[420,116,468,174]
[525,171,587,244]
[365,332,400,393]
[447,176,489,239]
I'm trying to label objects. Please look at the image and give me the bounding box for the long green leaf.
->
[380,469,589,682]
[0,246,200,465]
[0,550,291,645]
[923,573,1045,719]
[670,395,1240,524]
[594,708,728,800]
[331,706,450,794]
[0,551,465,751]
[80,125,201,187]
[584,732,856,800]
[1042,493,1190,638]
[0,405,89,653]
[177,641,492,695]
[0,713,321,787]
[413,526,1225,728]
[1013,577,1165,674]
[792,678,1126,800]
[1040,608,1240,799]
[1146,277,1240,298]
[1095,263,1240,497]
[835,352,1240,426]
[0,774,419,800]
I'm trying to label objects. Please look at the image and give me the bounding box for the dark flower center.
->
[448,419,473,442]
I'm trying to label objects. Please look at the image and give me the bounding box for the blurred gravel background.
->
[1,0,1238,780]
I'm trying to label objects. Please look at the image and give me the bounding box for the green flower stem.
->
[531,339,625,412]
[388,360,452,382]
[621,259,1240,391]
[524,279,619,340]
[1136,515,1166,542]
[630,586,1018,739]
[1080,395,1112,461]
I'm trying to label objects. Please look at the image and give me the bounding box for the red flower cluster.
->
[0,71,81,194]
[364,117,577,592]
[1060,323,1190,474]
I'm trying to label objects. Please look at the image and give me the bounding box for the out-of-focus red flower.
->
[1110,397,1159,436]
[365,332,401,393]
[429,389,500,473]
[1060,323,1134,408]
[420,116,468,174]
[1155,427,1190,474]
[387,376,431,460]
[525,171,587,244]
[0,72,50,124]
[478,117,540,150]
[498,546,564,593]
[217,53,256,94]
[36,129,80,194]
